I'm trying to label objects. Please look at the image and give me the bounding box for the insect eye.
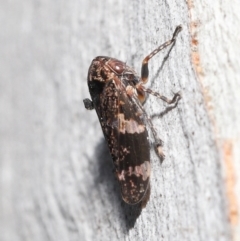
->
[113,63,124,73]
[107,59,125,75]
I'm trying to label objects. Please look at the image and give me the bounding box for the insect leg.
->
[144,89,182,104]
[146,114,165,161]
[141,25,182,84]
[136,101,165,160]
[83,98,94,110]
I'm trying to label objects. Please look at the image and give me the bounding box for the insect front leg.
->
[83,98,94,110]
[146,115,165,161]
[137,25,182,105]
[140,25,182,84]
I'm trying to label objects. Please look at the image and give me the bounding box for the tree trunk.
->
[0,0,239,241]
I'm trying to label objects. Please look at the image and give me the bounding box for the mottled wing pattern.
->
[96,77,151,204]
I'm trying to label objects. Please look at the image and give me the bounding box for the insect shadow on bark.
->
[149,40,177,90]
[151,100,180,119]
[94,138,143,230]
[145,40,181,120]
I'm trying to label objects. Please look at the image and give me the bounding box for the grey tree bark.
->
[1,0,239,241]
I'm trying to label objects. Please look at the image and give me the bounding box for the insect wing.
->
[97,77,151,204]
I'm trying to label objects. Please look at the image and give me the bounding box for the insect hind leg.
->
[136,103,165,161]
[146,114,165,161]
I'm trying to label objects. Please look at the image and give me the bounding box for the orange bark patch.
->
[223,140,238,226]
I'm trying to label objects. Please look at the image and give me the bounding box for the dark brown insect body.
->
[83,26,182,206]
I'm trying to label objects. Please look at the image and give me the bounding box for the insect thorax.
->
[87,56,146,104]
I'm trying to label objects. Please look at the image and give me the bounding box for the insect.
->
[83,25,182,206]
